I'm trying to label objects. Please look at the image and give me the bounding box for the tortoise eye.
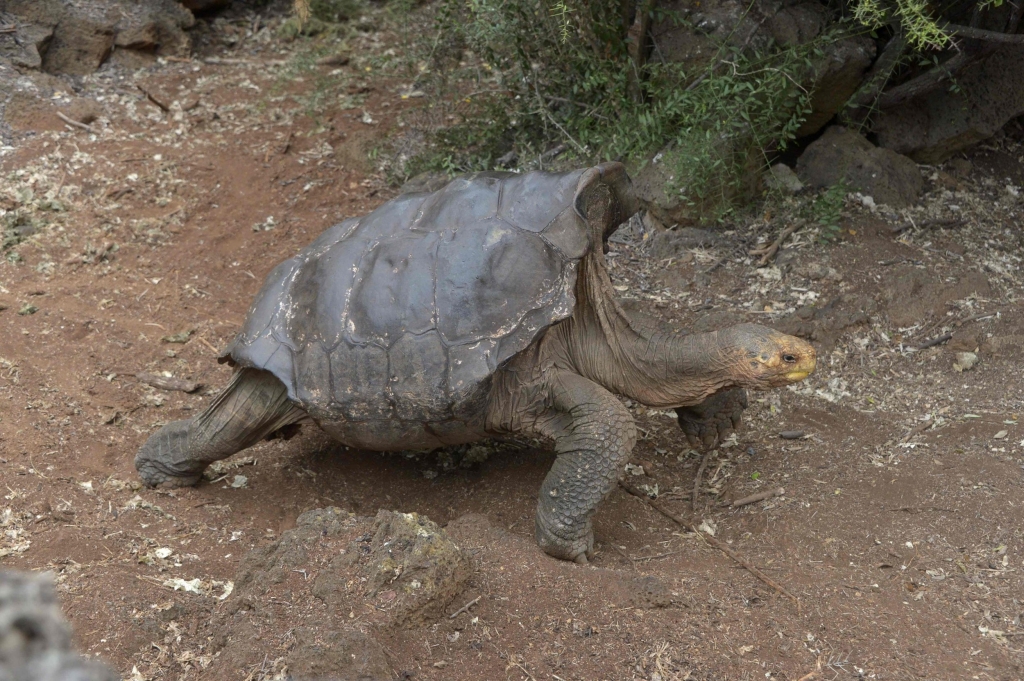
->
[782,354,797,363]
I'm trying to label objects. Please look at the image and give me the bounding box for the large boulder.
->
[641,1,878,221]
[41,13,116,75]
[0,18,54,70]
[0,0,195,74]
[796,36,875,137]
[632,142,762,225]
[796,126,922,207]
[0,570,118,681]
[874,45,1024,163]
[212,507,468,678]
[650,0,771,76]
[767,2,828,46]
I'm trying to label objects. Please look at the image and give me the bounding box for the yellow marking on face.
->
[785,370,810,381]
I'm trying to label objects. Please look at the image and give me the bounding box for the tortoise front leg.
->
[675,387,747,450]
[531,373,637,563]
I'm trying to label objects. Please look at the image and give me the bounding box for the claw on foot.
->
[535,513,594,564]
[134,420,208,488]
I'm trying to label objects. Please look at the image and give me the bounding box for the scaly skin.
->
[676,387,748,450]
[533,373,637,563]
[134,420,205,488]
[135,368,307,489]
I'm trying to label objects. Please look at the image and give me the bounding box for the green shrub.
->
[406,0,821,222]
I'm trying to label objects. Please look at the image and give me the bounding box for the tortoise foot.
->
[134,420,206,488]
[676,388,748,450]
[535,513,594,564]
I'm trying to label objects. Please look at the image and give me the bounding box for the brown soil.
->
[2,10,1024,681]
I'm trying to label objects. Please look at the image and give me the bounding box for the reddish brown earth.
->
[2,12,1024,681]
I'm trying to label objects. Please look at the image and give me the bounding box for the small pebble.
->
[779,430,805,440]
[953,352,978,372]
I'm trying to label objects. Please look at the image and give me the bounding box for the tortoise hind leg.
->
[135,368,308,488]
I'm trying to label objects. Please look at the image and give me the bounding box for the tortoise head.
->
[720,324,816,389]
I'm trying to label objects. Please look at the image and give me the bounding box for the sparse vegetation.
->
[397,0,841,222]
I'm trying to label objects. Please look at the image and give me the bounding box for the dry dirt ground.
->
[2,10,1024,681]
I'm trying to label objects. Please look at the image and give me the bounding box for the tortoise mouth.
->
[781,353,816,382]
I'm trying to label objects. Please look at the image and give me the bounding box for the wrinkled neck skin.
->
[549,250,747,409]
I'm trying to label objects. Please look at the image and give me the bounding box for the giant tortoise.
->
[135,163,816,562]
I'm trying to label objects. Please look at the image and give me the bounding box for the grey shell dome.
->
[220,168,596,424]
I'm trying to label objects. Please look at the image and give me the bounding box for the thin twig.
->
[692,450,712,512]
[796,657,823,681]
[956,311,997,327]
[137,84,170,113]
[724,487,785,508]
[943,23,1024,43]
[694,526,799,605]
[449,596,481,619]
[56,111,97,134]
[618,481,799,605]
[203,57,288,66]
[134,372,201,393]
[913,333,952,350]
[196,336,220,354]
[750,221,802,267]
[634,550,681,561]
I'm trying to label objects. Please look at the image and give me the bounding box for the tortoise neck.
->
[559,250,738,408]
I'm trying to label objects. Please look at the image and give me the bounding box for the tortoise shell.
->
[221,168,599,429]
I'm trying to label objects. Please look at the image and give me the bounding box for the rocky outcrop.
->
[215,507,470,679]
[796,36,875,137]
[318,510,472,626]
[639,1,879,222]
[0,570,118,681]
[0,0,197,75]
[874,45,1024,163]
[796,126,922,207]
[651,0,771,76]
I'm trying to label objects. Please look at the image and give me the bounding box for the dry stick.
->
[449,596,481,619]
[750,221,801,267]
[724,487,785,509]
[914,333,952,350]
[135,372,201,393]
[944,23,1024,43]
[55,111,97,134]
[203,57,288,66]
[692,450,712,512]
[880,1,1022,110]
[914,310,996,349]
[196,336,220,354]
[695,526,799,605]
[619,481,799,605]
[137,84,170,113]
[634,550,681,561]
[840,29,906,125]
